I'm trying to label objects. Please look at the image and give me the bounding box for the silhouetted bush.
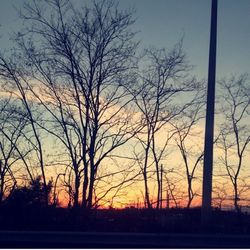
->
[4,176,52,209]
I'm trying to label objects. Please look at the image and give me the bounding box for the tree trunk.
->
[82,164,89,209]
[187,179,193,208]
[73,174,80,208]
[0,174,4,205]
[87,168,95,209]
[143,171,151,208]
[234,181,240,213]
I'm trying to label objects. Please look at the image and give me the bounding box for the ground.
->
[1,205,250,235]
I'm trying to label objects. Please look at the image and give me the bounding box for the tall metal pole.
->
[201,0,218,226]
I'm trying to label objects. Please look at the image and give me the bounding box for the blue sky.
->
[0,0,250,79]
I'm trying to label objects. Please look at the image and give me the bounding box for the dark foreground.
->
[1,231,250,248]
[1,207,250,247]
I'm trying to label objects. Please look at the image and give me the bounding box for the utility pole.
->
[201,0,218,226]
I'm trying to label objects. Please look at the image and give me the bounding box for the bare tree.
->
[0,97,29,204]
[2,0,139,209]
[217,74,250,213]
[132,43,200,208]
[92,164,141,209]
[213,183,229,209]
[0,55,50,205]
[165,172,182,208]
[173,89,205,208]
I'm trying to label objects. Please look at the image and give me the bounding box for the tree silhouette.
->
[217,75,250,213]
[1,0,140,209]
[0,56,49,206]
[0,98,28,204]
[5,176,52,208]
[132,43,201,208]
[173,88,205,208]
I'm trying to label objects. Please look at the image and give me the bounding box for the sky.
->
[0,0,250,208]
[1,0,250,80]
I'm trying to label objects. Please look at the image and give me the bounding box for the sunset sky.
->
[0,0,250,209]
